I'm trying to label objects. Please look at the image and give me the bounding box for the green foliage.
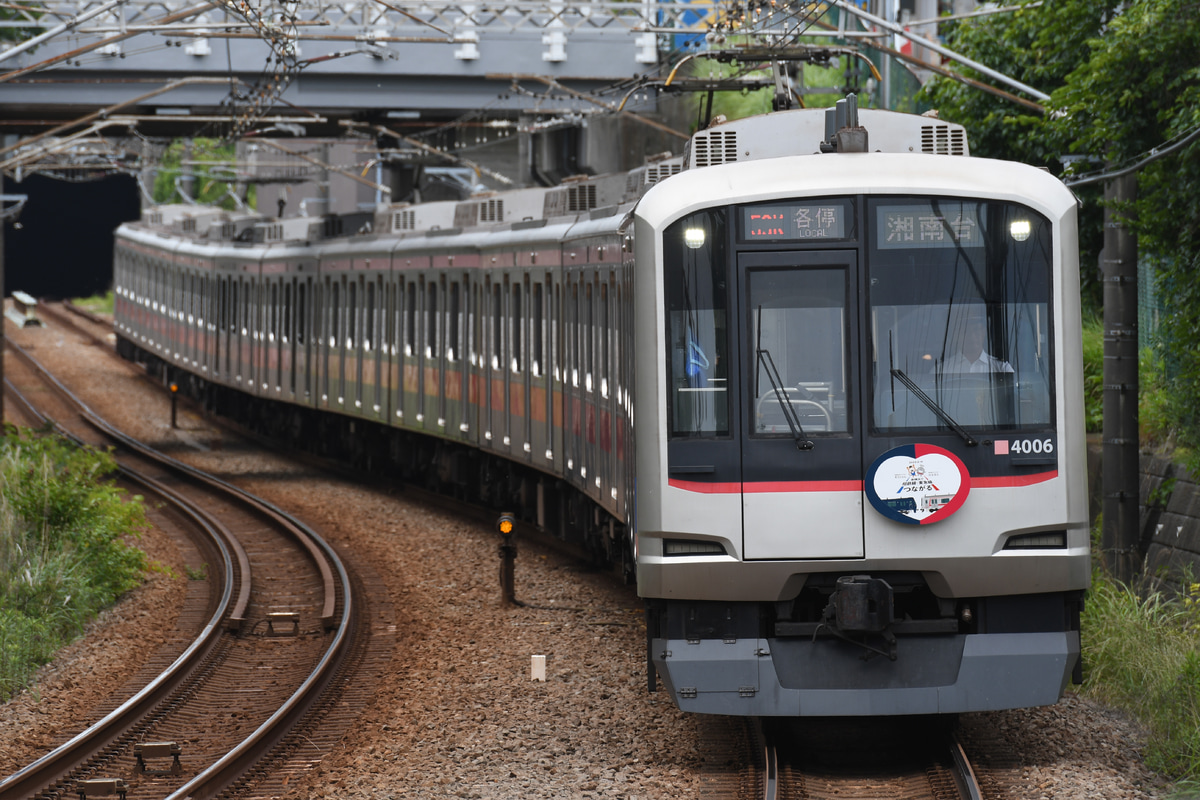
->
[1083,575,1200,782]
[681,44,866,131]
[1081,315,1104,433]
[924,0,1119,167]
[0,5,43,44]
[927,0,1200,464]
[922,0,1122,314]
[1141,345,1176,451]
[1049,0,1200,467]
[152,139,254,210]
[0,428,148,700]
[74,292,115,315]
[683,57,771,130]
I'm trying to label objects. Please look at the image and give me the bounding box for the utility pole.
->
[1101,171,1140,582]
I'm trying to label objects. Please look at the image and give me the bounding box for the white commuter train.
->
[115,100,1089,717]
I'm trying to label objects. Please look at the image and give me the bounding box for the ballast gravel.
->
[0,306,1171,799]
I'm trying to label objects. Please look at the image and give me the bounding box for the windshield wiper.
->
[757,305,813,451]
[889,368,978,447]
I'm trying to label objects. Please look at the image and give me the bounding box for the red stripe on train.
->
[668,479,863,494]
[668,470,1056,494]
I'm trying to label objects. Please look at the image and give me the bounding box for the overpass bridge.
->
[0,0,729,140]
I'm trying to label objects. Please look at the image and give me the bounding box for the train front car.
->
[634,107,1089,716]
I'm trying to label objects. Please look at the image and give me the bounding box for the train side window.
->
[615,282,623,404]
[664,209,730,438]
[427,280,439,358]
[297,281,307,345]
[600,281,610,398]
[270,283,279,342]
[330,280,340,347]
[387,282,397,356]
[347,279,357,349]
[553,283,561,382]
[283,282,292,344]
[511,281,523,374]
[230,281,239,333]
[405,281,417,356]
[570,283,579,387]
[584,280,593,392]
[470,284,480,367]
[492,282,503,370]
[315,281,324,347]
[448,280,461,362]
[366,279,377,352]
[532,281,544,377]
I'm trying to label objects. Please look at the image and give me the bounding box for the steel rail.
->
[0,333,354,799]
[0,360,238,800]
[37,300,340,630]
[949,734,984,800]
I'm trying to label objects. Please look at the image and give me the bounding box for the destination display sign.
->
[877,203,982,249]
[741,202,848,242]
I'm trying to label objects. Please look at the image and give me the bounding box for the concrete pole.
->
[1101,171,1140,582]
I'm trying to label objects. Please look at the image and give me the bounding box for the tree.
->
[921,0,1123,312]
[0,5,43,44]
[1050,0,1200,464]
[152,139,251,210]
[926,0,1200,466]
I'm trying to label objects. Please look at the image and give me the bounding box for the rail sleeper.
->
[75,778,128,799]
[134,741,182,775]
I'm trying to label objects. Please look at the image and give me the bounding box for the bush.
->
[74,291,114,316]
[1083,574,1200,783]
[0,427,148,700]
[1081,315,1103,433]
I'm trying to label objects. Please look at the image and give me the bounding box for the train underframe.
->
[119,336,634,581]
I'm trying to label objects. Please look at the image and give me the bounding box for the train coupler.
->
[820,575,898,661]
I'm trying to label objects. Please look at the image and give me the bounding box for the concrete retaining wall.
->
[1087,444,1200,590]
[1142,453,1200,587]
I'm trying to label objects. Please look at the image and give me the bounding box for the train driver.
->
[939,305,1013,374]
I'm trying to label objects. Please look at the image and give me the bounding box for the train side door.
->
[737,250,864,560]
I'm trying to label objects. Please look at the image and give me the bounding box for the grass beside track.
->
[0,426,148,701]
[1082,570,1200,792]
[1082,317,1200,792]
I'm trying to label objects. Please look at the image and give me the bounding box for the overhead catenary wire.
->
[1063,123,1200,187]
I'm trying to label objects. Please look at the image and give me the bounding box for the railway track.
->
[0,334,362,800]
[764,717,982,800]
[696,716,984,800]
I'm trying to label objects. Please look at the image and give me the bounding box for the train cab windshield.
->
[663,195,1055,449]
[867,197,1053,434]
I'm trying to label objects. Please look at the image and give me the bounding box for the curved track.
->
[0,333,360,800]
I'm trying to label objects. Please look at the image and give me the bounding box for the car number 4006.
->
[1011,438,1054,454]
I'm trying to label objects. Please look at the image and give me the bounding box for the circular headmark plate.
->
[865,444,970,525]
